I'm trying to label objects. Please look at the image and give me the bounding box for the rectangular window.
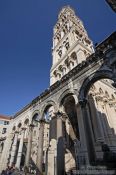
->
[0,120,4,125]
[2,128,7,134]
[4,121,9,125]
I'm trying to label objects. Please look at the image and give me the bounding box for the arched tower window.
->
[70,52,77,61]
[58,50,62,58]
[0,142,4,153]
[65,42,70,50]
[111,94,115,100]
[99,88,103,94]
[105,91,109,98]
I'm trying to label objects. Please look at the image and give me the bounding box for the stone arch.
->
[16,121,22,132]
[111,94,115,100]
[78,69,116,165]
[41,100,57,118]
[12,125,16,131]
[79,70,114,101]
[69,60,75,69]
[58,89,80,138]
[58,89,78,108]
[17,122,22,128]
[58,65,63,72]
[62,65,67,75]
[53,70,57,77]
[24,118,29,126]
[99,87,103,94]
[105,90,110,98]
[31,110,40,123]
[58,89,80,170]
[70,51,77,61]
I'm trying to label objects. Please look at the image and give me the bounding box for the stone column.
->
[86,101,96,162]
[15,128,25,169]
[79,99,95,164]
[96,100,111,145]
[88,95,106,160]
[108,101,116,133]
[56,112,65,175]
[47,116,57,175]
[104,102,114,134]
[36,119,44,174]
[104,102,116,149]
[25,124,34,167]
[69,29,75,46]
[88,95,104,142]
[76,103,89,166]
[9,131,19,167]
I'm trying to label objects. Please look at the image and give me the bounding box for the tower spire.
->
[50,6,94,85]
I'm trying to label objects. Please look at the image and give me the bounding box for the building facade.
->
[0,6,116,175]
[0,115,11,161]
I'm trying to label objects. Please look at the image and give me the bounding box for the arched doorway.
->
[78,69,116,167]
[60,94,80,173]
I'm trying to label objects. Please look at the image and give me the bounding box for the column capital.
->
[21,127,26,130]
[15,131,19,134]
[28,124,34,132]
[51,115,57,119]
[54,111,68,122]
[79,98,87,108]
[29,124,35,128]
[39,118,46,124]
[54,111,63,117]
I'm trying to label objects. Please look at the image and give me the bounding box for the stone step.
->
[66,166,116,175]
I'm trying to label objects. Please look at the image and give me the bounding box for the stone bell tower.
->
[50,6,94,85]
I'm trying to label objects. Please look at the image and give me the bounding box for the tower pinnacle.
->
[50,6,94,85]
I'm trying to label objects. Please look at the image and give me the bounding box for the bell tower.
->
[50,6,94,85]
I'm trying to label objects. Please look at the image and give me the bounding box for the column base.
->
[94,142,104,161]
[78,149,90,167]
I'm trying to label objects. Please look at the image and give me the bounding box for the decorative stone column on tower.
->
[25,124,34,167]
[36,119,44,174]
[9,131,19,167]
[15,128,25,169]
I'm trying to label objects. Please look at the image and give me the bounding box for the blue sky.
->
[0,0,115,116]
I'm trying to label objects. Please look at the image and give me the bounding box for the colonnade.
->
[9,123,44,173]
[8,92,116,174]
[9,128,27,169]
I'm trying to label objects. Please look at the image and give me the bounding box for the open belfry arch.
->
[0,6,116,175]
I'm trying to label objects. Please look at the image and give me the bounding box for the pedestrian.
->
[1,170,7,175]
[11,168,20,175]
